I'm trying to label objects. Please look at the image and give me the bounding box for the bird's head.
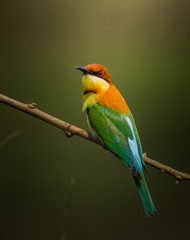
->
[75,64,112,95]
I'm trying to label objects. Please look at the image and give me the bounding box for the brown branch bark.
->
[0,93,190,184]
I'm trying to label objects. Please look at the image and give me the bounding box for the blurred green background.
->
[1,0,190,239]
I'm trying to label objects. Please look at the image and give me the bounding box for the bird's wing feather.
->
[87,103,145,174]
[127,115,145,167]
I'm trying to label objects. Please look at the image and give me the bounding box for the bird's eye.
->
[97,71,103,77]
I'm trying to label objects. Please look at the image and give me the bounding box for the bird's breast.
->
[98,85,130,114]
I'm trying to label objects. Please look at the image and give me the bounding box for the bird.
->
[75,63,158,216]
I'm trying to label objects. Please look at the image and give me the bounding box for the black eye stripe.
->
[95,73,109,82]
[96,72,101,76]
[87,71,109,83]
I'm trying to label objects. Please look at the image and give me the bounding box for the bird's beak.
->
[75,66,92,75]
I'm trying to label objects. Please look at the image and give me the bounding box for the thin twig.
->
[0,93,190,183]
[143,153,190,184]
[0,128,22,148]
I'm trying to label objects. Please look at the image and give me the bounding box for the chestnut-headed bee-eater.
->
[75,64,158,216]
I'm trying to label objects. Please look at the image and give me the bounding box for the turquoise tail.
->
[133,172,158,217]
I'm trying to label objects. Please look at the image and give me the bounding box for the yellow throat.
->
[82,74,110,112]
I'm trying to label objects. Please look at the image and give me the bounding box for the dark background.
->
[1,0,190,239]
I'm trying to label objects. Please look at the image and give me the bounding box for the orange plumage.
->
[98,84,130,114]
[84,64,112,84]
[84,64,130,114]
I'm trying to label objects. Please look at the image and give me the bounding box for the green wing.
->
[87,103,145,174]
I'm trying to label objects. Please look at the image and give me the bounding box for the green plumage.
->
[85,101,158,216]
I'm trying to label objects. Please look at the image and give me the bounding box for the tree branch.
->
[0,93,190,184]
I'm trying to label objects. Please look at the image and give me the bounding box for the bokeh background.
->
[1,0,190,239]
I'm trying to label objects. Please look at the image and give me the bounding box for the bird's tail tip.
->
[133,172,158,217]
[145,205,158,217]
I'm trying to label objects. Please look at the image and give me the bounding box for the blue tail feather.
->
[133,172,158,217]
